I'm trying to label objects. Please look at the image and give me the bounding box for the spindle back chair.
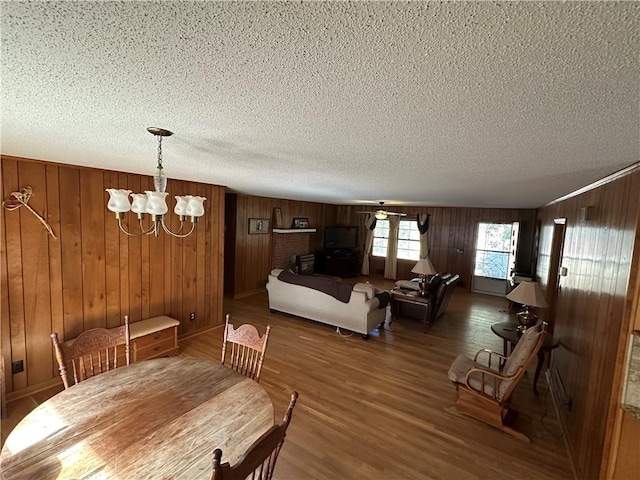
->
[51,315,131,389]
[221,314,271,383]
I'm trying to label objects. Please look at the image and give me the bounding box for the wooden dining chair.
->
[51,315,131,389]
[221,314,271,383]
[210,391,298,480]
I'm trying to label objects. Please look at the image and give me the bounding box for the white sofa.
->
[266,269,387,338]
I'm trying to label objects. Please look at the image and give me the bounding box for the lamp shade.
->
[130,193,148,214]
[411,257,437,276]
[506,280,548,308]
[174,196,189,216]
[144,191,169,215]
[106,189,132,213]
[185,196,206,217]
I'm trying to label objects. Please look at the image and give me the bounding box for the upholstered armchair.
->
[447,322,547,442]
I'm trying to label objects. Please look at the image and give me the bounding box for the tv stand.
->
[318,249,359,278]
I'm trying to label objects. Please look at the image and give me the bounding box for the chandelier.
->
[105,127,206,238]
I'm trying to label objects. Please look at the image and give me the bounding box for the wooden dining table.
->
[0,356,275,479]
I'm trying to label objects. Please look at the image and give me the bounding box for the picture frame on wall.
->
[248,218,270,234]
[274,207,283,228]
[292,217,309,229]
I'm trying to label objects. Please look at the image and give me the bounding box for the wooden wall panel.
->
[80,169,107,331]
[1,156,225,396]
[18,162,53,386]
[3,159,27,391]
[537,166,639,480]
[1,161,12,390]
[228,195,337,298]
[103,171,121,329]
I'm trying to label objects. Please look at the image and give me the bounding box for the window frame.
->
[371,219,421,260]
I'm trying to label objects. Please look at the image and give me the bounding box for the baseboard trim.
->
[7,377,62,403]
[546,370,579,480]
[178,324,222,341]
[234,288,266,299]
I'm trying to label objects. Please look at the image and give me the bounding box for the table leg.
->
[500,339,508,369]
[533,349,544,396]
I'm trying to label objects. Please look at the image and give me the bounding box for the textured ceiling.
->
[1,1,638,209]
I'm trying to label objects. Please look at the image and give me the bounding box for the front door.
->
[472,222,520,296]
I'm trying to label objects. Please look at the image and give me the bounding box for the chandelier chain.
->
[156,135,163,170]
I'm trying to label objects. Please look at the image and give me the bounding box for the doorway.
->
[545,218,567,330]
[472,221,520,296]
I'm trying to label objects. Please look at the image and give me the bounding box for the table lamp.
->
[505,280,548,332]
[411,257,437,297]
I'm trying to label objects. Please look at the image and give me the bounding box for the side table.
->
[390,289,432,330]
[490,321,559,396]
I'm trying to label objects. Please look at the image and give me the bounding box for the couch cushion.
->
[395,279,420,291]
[448,355,497,397]
[498,323,542,399]
[277,270,353,303]
[353,283,376,299]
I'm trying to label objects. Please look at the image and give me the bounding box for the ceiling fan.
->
[356,202,407,220]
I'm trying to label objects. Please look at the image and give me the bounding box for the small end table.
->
[390,289,432,330]
[490,321,559,396]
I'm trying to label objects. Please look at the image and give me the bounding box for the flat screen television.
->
[324,226,358,250]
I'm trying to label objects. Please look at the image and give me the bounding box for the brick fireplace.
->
[272,232,311,270]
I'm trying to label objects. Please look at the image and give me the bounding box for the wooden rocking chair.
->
[447,321,547,442]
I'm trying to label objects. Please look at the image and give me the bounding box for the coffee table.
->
[491,320,559,396]
[391,288,432,329]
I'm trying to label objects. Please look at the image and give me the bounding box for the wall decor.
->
[292,217,309,229]
[3,186,57,239]
[274,207,283,228]
[248,218,270,234]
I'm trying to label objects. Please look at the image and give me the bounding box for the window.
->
[372,220,420,260]
[372,220,389,257]
[473,222,519,279]
[397,221,420,260]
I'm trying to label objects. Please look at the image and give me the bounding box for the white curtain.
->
[418,213,430,258]
[384,216,400,279]
[360,214,376,275]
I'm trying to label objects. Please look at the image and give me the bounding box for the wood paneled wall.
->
[225,194,338,298]
[341,205,537,287]
[1,156,225,396]
[536,165,640,479]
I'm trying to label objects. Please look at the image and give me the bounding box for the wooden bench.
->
[127,316,180,362]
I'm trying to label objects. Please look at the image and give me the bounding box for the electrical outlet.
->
[12,360,24,374]
[189,312,196,321]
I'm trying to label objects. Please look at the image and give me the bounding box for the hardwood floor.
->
[2,279,573,479]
